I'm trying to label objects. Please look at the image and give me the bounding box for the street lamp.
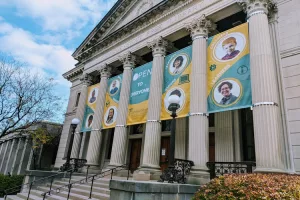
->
[60,118,80,171]
[167,95,180,168]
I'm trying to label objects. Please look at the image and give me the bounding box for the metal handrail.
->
[41,164,130,200]
[3,162,90,200]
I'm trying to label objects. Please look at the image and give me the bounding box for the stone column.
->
[86,65,111,166]
[18,137,31,174]
[71,73,93,158]
[175,118,187,159]
[185,15,214,180]
[0,142,5,167]
[140,37,170,172]
[12,138,23,174]
[109,53,139,167]
[239,0,285,172]
[0,140,10,173]
[4,138,17,174]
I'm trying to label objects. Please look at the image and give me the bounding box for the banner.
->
[161,45,192,120]
[207,23,251,113]
[102,75,122,129]
[81,83,100,132]
[127,62,152,125]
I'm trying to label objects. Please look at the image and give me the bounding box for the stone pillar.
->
[86,65,111,166]
[18,137,31,174]
[12,138,23,174]
[109,53,139,167]
[0,142,5,167]
[71,73,92,158]
[140,37,170,173]
[4,138,17,174]
[0,140,10,173]
[175,118,187,159]
[185,15,214,182]
[239,0,285,172]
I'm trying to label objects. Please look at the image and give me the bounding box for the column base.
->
[134,165,162,181]
[187,167,210,185]
[254,167,287,174]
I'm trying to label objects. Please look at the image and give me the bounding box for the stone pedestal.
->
[110,180,200,200]
[109,53,139,167]
[185,15,214,184]
[139,37,170,177]
[239,0,286,172]
[71,74,92,159]
[86,66,111,166]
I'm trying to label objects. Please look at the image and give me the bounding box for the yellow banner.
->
[81,83,99,132]
[102,75,122,129]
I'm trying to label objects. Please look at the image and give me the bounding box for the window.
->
[209,113,215,127]
[161,120,171,132]
[131,124,144,135]
[75,92,81,107]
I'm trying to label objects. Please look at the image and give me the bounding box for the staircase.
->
[5,175,128,200]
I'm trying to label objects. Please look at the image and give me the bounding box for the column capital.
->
[185,15,215,40]
[80,73,93,86]
[98,64,111,78]
[147,37,172,56]
[237,0,278,19]
[119,52,140,69]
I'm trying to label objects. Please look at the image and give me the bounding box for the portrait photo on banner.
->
[213,78,242,107]
[88,88,98,104]
[168,53,189,75]
[213,32,246,62]
[109,78,120,96]
[104,106,117,126]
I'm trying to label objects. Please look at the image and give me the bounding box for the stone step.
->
[5,195,24,200]
[50,181,110,195]
[53,179,110,189]
[39,183,110,198]
[37,186,95,200]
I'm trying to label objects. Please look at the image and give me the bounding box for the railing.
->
[206,161,256,179]
[3,158,88,200]
[41,164,130,200]
[158,159,194,184]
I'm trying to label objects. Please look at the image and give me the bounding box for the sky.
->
[0,0,117,120]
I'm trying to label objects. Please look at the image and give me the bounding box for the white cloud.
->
[0,19,76,86]
[1,0,117,31]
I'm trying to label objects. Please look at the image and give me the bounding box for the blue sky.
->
[0,0,117,119]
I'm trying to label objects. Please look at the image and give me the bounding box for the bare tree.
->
[0,53,63,136]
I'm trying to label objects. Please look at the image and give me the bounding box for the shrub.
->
[193,173,300,200]
[0,174,24,197]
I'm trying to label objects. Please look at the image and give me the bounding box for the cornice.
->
[76,0,192,62]
[62,64,84,81]
[73,0,133,58]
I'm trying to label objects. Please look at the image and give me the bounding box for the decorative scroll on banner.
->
[207,23,251,113]
[161,45,192,120]
[81,83,100,132]
[102,75,123,129]
[127,62,152,125]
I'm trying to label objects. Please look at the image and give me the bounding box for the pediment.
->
[104,0,164,37]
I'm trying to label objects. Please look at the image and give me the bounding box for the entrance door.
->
[129,139,142,173]
[209,132,215,162]
[160,137,170,171]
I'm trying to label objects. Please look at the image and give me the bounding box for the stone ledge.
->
[110,180,200,200]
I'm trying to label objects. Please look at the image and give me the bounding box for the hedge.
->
[193,173,300,200]
[0,174,24,197]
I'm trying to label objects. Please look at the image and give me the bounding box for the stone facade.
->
[0,122,62,175]
[55,0,300,183]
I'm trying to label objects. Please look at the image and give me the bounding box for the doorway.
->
[160,137,170,171]
[209,132,215,162]
[129,139,142,173]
